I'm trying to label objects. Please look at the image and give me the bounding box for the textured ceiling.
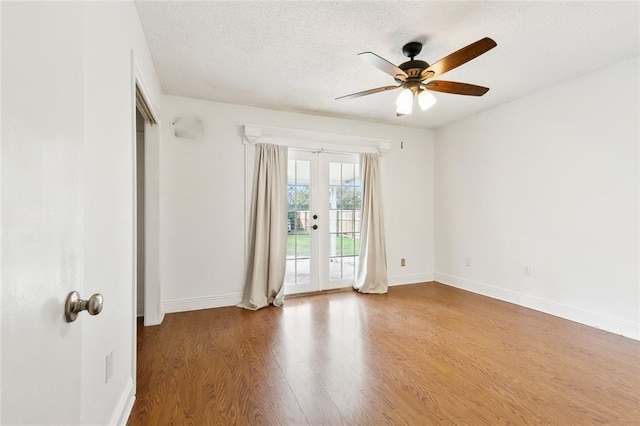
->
[135,1,640,130]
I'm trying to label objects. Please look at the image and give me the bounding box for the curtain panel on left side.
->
[239,143,289,310]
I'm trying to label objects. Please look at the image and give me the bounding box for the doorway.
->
[285,150,361,294]
[132,77,161,327]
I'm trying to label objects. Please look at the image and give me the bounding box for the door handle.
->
[64,291,103,323]
[312,224,318,230]
[313,214,318,220]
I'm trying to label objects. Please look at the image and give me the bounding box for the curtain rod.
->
[288,146,382,156]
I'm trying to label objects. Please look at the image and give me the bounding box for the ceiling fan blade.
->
[421,37,497,80]
[425,81,490,96]
[335,85,401,100]
[358,52,408,81]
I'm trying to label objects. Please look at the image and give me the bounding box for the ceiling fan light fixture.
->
[396,88,413,115]
[418,90,437,111]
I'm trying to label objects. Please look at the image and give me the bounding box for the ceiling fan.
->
[336,37,497,115]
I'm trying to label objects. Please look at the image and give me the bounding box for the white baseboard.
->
[108,376,135,426]
[160,277,436,314]
[143,311,164,326]
[164,293,243,313]
[388,272,434,287]
[434,272,639,341]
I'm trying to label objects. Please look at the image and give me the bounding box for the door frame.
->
[133,64,162,328]
[131,57,161,396]
[0,3,4,418]
[284,150,360,294]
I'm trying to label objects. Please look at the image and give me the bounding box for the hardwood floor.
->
[128,283,640,425]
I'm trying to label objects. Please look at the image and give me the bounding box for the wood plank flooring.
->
[128,283,640,425]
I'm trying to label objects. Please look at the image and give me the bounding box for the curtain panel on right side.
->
[354,152,388,293]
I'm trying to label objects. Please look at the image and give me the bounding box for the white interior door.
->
[3,3,145,424]
[285,150,360,294]
[2,3,84,423]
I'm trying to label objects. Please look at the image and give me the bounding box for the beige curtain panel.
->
[355,152,388,293]
[238,143,288,310]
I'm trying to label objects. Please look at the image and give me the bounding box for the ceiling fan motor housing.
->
[398,60,430,80]
[395,41,430,82]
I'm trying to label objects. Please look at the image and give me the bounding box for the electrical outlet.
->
[400,258,406,267]
[465,257,471,267]
[523,266,531,276]
[105,351,113,383]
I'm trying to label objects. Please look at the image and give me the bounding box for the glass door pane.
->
[320,153,360,290]
[284,151,318,294]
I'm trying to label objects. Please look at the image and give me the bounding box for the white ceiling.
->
[135,1,640,130]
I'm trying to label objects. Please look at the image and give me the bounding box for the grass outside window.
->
[286,234,360,258]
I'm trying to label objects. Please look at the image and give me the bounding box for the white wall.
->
[80,3,162,424]
[434,57,640,339]
[2,1,162,424]
[161,96,434,311]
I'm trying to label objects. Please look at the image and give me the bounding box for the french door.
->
[285,150,361,294]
